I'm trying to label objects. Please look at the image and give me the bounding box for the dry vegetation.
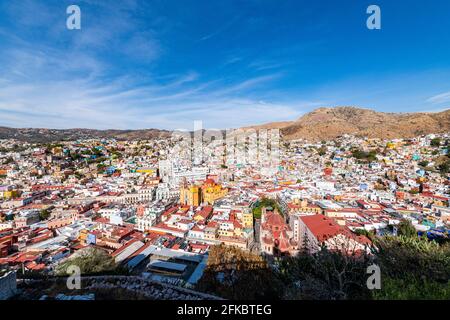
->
[248,107,450,141]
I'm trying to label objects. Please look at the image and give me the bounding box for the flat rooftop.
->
[148,260,187,272]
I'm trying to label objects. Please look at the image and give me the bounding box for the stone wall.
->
[18,275,223,300]
[0,271,17,300]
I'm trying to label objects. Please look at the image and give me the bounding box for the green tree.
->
[438,160,450,174]
[351,149,377,162]
[430,138,441,147]
[39,209,51,221]
[197,236,450,300]
[56,247,124,276]
[372,236,450,300]
[317,146,327,156]
[277,246,373,300]
[354,229,375,240]
[252,197,282,219]
[196,244,283,299]
[397,219,417,238]
[4,157,14,165]
[418,160,429,167]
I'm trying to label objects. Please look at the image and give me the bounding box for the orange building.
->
[180,185,201,206]
[201,179,227,205]
[180,179,227,206]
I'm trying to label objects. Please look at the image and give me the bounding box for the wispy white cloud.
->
[8,0,448,131]
[198,15,241,42]
[0,64,312,130]
[427,91,450,104]
[0,18,304,131]
[2,0,57,27]
[248,60,289,71]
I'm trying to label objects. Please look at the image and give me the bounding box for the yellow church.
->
[180,185,201,206]
[179,179,228,206]
[201,179,228,205]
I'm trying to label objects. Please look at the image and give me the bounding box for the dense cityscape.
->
[1,127,449,300]
[1,0,450,308]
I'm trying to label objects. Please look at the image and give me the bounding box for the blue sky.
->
[0,0,450,130]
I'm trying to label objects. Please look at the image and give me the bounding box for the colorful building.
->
[201,179,228,205]
[240,209,254,229]
[180,184,201,206]
[260,208,297,256]
[135,168,157,176]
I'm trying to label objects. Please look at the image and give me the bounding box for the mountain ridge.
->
[0,127,172,143]
[246,106,450,141]
[0,107,449,142]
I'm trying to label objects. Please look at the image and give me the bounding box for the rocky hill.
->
[1,107,449,143]
[249,107,450,141]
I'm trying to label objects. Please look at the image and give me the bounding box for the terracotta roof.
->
[300,214,349,242]
[301,214,371,246]
[194,206,213,219]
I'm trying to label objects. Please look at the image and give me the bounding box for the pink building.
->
[260,208,297,256]
[297,214,371,254]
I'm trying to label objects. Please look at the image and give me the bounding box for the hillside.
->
[0,127,171,143]
[249,107,450,141]
[0,107,449,143]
